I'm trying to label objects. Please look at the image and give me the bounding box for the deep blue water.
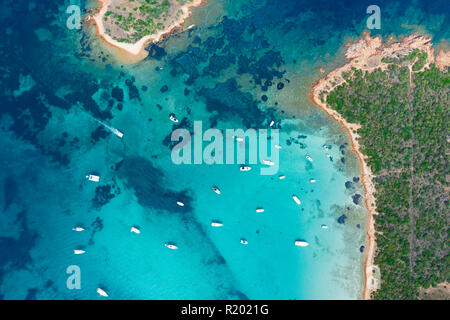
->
[0,0,448,299]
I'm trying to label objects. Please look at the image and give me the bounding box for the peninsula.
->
[93,0,203,56]
[312,33,449,300]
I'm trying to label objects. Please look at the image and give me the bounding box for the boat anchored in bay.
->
[295,240,309,247]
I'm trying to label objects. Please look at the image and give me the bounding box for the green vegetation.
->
[103,0,191,43]
[325,51,449,299]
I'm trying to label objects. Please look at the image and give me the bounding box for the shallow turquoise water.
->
[0,0,448,299]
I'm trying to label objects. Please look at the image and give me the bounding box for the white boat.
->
[86,174,100,182]
[240,239,248,245]
[292,195,301,205]
[279,175,286,180]
[323,145,329,151]
[295,240,309,247]
[306,155,313,162]
[274,144,282,149]
[212,186,221,195]
[269,120,274,127]
[72,227,85,232]
[262,159,274,166]
[211,221,223,227]
[177,201,185,207]
[97,288,108,297]
[240,165,251,171]
[310,179,316,183]
[321,224,328,229]
[169,114,179,123]
[130,227,141,234]
[326,154,331,158]
[74,249,85,255]
[235,137,244,142]
[111,128,123,138]
[164,243,178,250]
[256,208,264,213]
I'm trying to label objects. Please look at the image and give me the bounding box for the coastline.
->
[92,0,204,58]
[311,32,438,300]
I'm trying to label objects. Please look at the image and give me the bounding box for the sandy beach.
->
[92,0,204,59]
[311,32,442,300]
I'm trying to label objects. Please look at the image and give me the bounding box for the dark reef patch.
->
[230,290,249,300]
[118,156,193,216]
[203,54,235,77]
[0,210,38,287]
[352,194,362,205]
[89,216,104,245]
[162,117,193,149]
[171,52,201,84]
[125,78,141,101]
[111,86,124,102]
[4,176,17,211]
[160,85,169,93]
[92,184,120,208]
[337,214,347,224]
[91,125,111,144]
[25,288,38,300]
[146,44,167,60]
[198,79,265,128]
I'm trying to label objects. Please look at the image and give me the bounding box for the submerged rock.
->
[111,86,124,102]
[277,82,284,90]
[337,214,347,224]
[352,194,362,205]
[92,184,120,208]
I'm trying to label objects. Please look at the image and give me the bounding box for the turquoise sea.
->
[0,0,448,299]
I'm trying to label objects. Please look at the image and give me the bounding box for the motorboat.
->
[212,186,221,195]
[111,128,123,138]
[292,195,301,205]
[211,221,223,227]
[74,249,86,255]
[262,159,274,166]
[130,226,141,234]
[97,288,108,297]
[169,113,179,123]
[240,166,251,171]
[295,240,309,247]
[165,243,178,250]
[86,174,100,182]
